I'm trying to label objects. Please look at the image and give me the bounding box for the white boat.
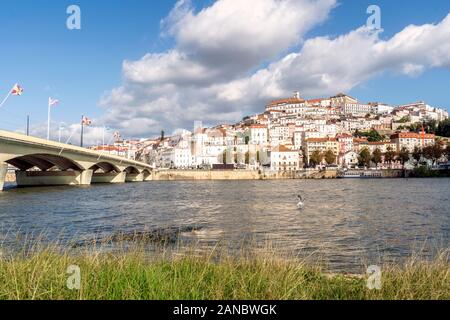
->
[340,170,383,178]
[340,171,363,178]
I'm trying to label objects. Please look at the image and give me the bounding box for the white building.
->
[161,147,194,168]
[270,145,301,171]
[390,132,435,152]
[371,103,394,115]
[248,124,268,145]
[342,103,372,116]
[339,151,359,167]
[269,125,291,145]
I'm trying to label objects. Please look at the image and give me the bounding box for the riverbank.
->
[0,245,448,300]
[407,167,450,178]
[2,169,339,184]
[152,169,340,180]
[6,169,448,184]
[152,169,413,180]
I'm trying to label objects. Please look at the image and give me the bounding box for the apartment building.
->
[305,138,339,164]
[270,145,301,171]
[390,132,435,152]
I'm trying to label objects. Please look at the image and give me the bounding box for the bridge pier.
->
[126,172,145,182]
[15,170,93,188]
[91,172,126,184]
[0,162,7,191]
[143,172,153,181]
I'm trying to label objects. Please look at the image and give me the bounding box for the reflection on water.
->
[0,179,449,272]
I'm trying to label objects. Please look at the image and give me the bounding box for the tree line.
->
[398,119,450,137]
[357,141,449,168]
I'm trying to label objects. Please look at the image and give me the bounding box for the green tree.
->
[435,119,450,137]
[358,148,371,167]
[423,141,444,165]
[409,123,421,132]
[396,116,411,123]
[160,130,165,141]
[309,150,323,167]
[245,152,250,165]
[434,142,444,163]
[256,151,261,163]
[244,136,250,145]
[222,151,227,164]
[385,146,396,164]
[398,147,410,166]
[371,148,382,167]
[445,145,450,158]
[324,149,336,165]
[354,129,384,142]
[424,120,438,134]
[412,146,422,164]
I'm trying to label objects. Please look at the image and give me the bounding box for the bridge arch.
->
[89,162,121,173]
[123,166,140,174]
[142,169,152,180]
[5,153,84,172]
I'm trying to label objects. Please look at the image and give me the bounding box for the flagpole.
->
[103,126,105,147]
[58,123,62,143]
[80,115,84,148]
[26,115,30,136]
[0,84,14,109]
[47,98,51,140]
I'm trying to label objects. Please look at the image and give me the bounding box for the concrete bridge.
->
[0,130,153,191]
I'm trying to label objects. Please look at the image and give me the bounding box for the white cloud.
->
[100,0,337,137]
[99,0,450,139]
[219,13,450,103]
[166,0,337,74]
[123,51,217,85]
[23,122,112,147]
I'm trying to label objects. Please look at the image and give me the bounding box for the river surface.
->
[0,179,449,272]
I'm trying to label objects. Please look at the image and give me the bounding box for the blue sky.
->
[0,0,175,132]
[0,0,449,140]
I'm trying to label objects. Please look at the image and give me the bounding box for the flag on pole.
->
[0,83,23,109]
[11,84,24,96]
[49,97,59,107]
[47,97,60,140]
[82,116,92,126]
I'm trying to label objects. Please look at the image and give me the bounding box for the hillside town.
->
[91,92,450,171]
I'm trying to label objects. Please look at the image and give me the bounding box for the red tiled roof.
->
[307,98,327,104]
[272,145,296,152]
[336,133,353,138]
[306,138,337,143]
[391,132,435,139]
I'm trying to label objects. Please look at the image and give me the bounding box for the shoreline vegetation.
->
[0,239,448,300]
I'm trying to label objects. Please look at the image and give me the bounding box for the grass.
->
[0,241,448,300]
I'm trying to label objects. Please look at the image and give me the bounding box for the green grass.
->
[0,244,448,300]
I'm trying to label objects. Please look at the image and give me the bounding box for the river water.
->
[0,179,449,272]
